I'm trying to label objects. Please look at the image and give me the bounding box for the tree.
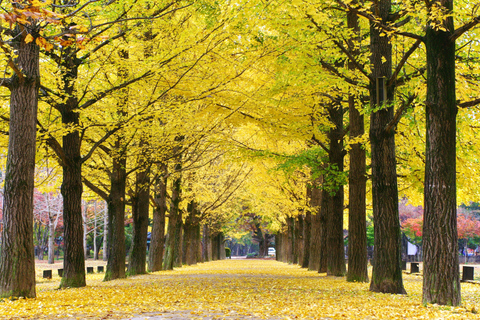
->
[422,0,459,305]
[346,3,368,283]
[0,0,45,299]
[456,214,480,264]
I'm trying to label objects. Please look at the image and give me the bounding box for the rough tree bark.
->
[346,3,368,284]
[368,0,406,294]
[0,25,40,299]
[326,103,346,277]
[301,210,312,268]
[148,164,167,272]
[59,89,86,289]
[422,0,460,305]
[163,166,183,270]
[104,142,127,281]
[183,201,200,265]
[128,162,150,276]
[295,215,304,265]
[308,178,323,271]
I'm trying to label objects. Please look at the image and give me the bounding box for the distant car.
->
[268,247,276,256]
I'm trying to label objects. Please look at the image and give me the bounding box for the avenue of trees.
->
[0,0,480,309]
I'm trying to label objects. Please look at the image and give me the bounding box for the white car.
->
[268,248,276,256]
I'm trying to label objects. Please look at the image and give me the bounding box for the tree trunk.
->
[422,0,460,305]
[318,189,329,273]
[148,164,167,272]
[183,202,200,265]
[326,104,346,277]
[163,169,183,270]
[346,4,368,284]
[104,143,127,281]
[308,179,322,271]
[60,110,86,289]
[0,28,39,299]
[368,0,405,294]
[295,215,304,265]
[128,164,150,276]
[287,217,295,263]
[302,210,312,268]
[276,233,282,262]
[202,224,211,262]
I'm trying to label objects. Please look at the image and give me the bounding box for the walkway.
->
[1,259,479,319]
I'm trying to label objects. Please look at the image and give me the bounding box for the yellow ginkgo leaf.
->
[24,34,34,43]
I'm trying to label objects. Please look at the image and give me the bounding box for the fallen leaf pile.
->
[0,259,479,319]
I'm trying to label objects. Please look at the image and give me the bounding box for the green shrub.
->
[225,247,231,257]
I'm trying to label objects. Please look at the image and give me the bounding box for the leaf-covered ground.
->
[1,259,480,319]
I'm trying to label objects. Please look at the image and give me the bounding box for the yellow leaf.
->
[24,34,34,43]
[36,36,47,47]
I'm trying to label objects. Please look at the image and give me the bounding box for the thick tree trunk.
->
[301,210,312,268]
[128,165,150,276]
[422,0,460,305]
[368,0,405,294]
[318,189,329,273]
[276,233,282,262]
[183,202,200,265]
[211,234,219,261]
[295,215,304,265]
[104,145,127,281]
[308,179,322,271]
[195,224,202,263]
[326,104,346,277]
[346,5,368,284]
[163,170,183,270]
[60,110,86,288]
[202,224,210,262]
[148,164,167,272]
[286,217,295,263]
[219,233,226,260]
[0,29,39,298]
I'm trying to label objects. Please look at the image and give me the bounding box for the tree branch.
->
[0,77,12,89]
[458,98,480,109]
[81,127,122,164]
[78,71,153,109]
[37,121,66,166]
[83,177,109,201]
[389,38,422,86]
[385,94,416,134]
[452,15,480,41]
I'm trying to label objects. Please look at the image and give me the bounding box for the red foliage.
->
[457,214,480,240]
